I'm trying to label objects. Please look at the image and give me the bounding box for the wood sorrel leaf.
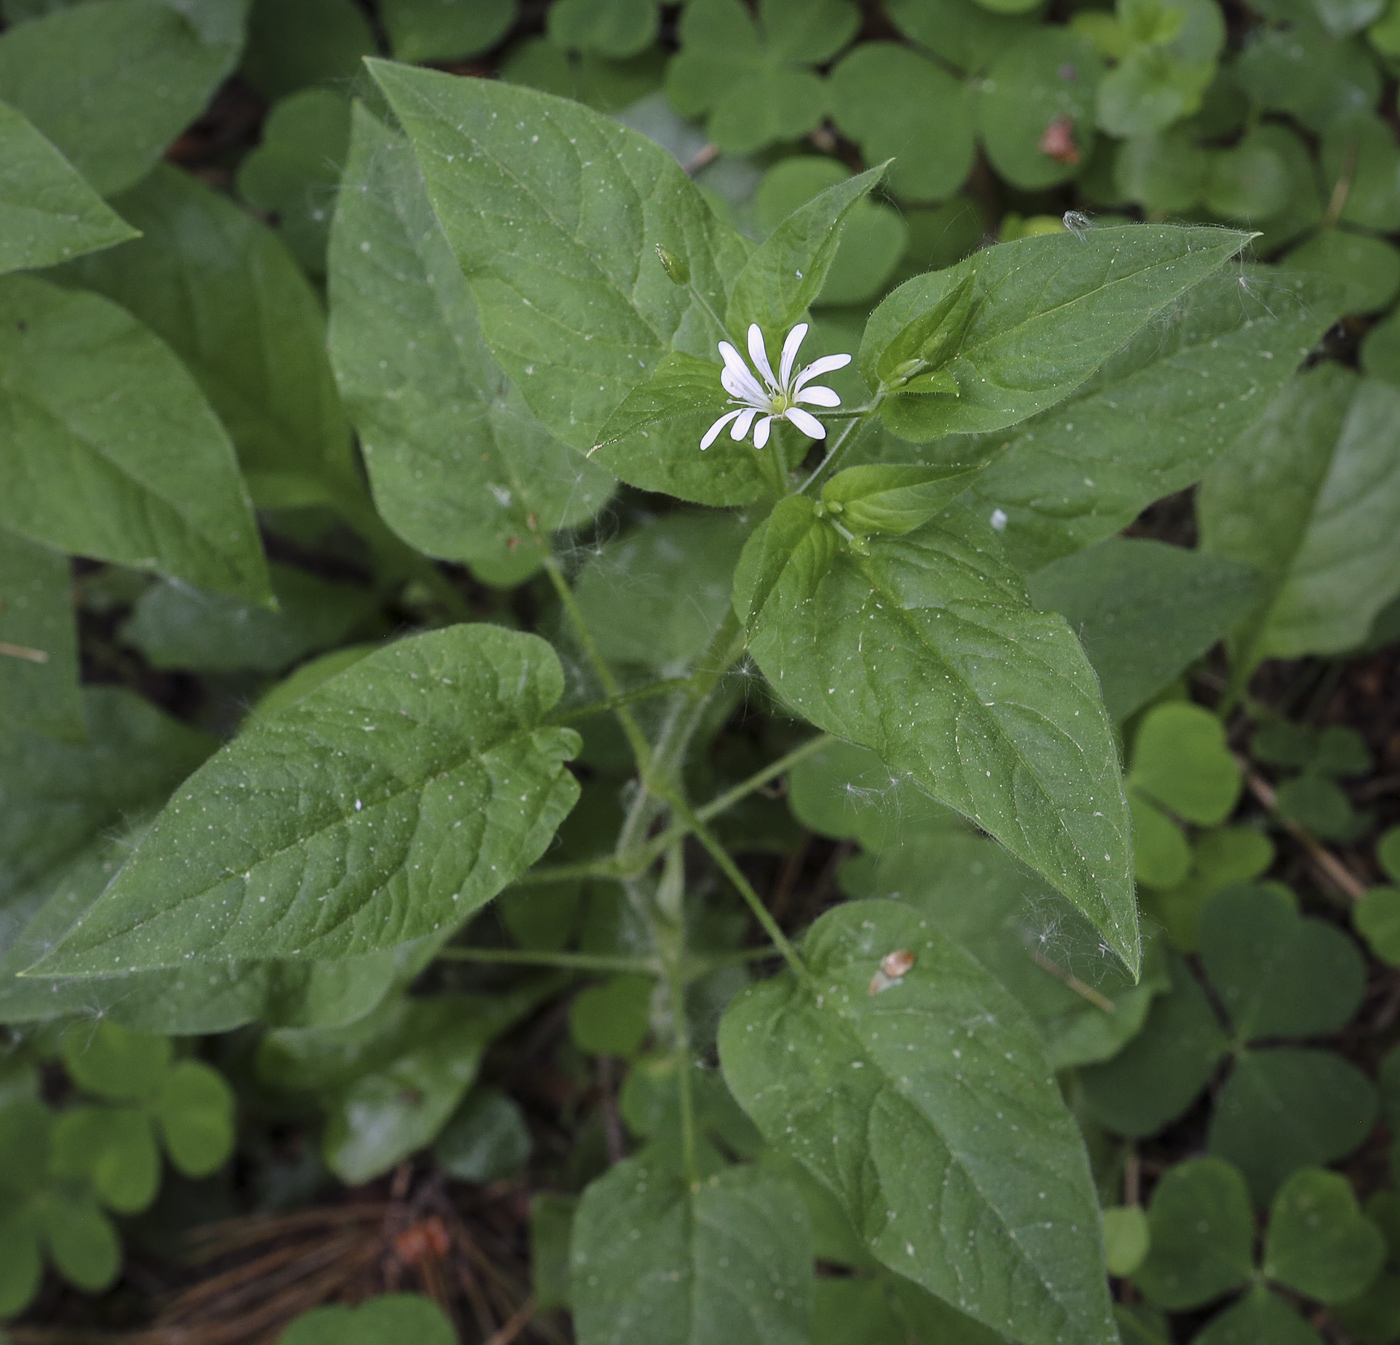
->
[30,625,581,976]
[0,99,137,275]
[719,899,1117,1345]
[57,164,360,514]
[726,164,887,337]
[571,1156,812,1345]
[329,104,614,576]
[370,62,751,453]
[860,223,1253,442]
[733,500,1139,971]
[0,275,270,604]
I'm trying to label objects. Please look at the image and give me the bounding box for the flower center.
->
[768,391,792,414]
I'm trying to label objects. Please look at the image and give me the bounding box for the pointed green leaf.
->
[571,1157,812,1345]
[57,164,358,513]
[820,463,985,537]
[0,0,246,198]
[961,269,1340,572]
[329,104,614,573]
[31,625,581,975]
[733,502,1138,970]
[0,274,270,603]
[727,165,887,336]
[1027,538,1265,722]
[719,899,1117,1345]
[0,529,82,742]
[1200,365,1400,665]
[0,98,137,273]
[859,224,1252,443]
[370,62,751,453]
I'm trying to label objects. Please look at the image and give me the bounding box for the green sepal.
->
[819,463,985,537]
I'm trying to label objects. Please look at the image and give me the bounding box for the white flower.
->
[700,322,852,451]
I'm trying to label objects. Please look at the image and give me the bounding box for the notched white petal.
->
[796,385,841,408]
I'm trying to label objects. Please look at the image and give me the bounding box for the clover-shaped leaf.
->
[281,1293,456,1345]
[828,42,977,202]
[1263,1168,1386,1304]
[888,0,1043,74]
[1192,1286,1324,1345]
[547,0,660,59]
[1236,18,1381,133]
[381,0,515,63]
[1282,230,1400,315]
[1130,702,1242,827]
[979,29,1104,189]
[665,0,859,154]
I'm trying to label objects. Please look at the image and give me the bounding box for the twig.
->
[0,640,47,663]
[1240,764,1369,901]
[1029,949,1117,1014]
[485,1298,537,1345]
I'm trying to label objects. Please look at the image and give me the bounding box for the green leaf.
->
[261,989,541,1183]
[1133,1156,1253,1310]
[860,224,1252,443]
[1381,827,1400,882]
[39,1185,120,1292]
[0,98,137,273]
[1079,951,1228,1135]
[61,1021,172,1102]
[0,687,212,928]
[1102,1204,1150,1276]
[0,530,82,742]
[960,268,1339,573]
[810,1278,907,1345]
[1115,1303,1171,1345]
[51,1105,160,1213]
[121,564,375,674]
[1204,131,1292,220]
[786,738,957,851]
[727,166,887,336]
[1130,792,1192,888]
[370,62,751,454]
[382,0,515,63]
[0,1098,51,1200]
[979,30,1103,190]
[719,899,1117,1345]
[1193,1286,1324,1345]
[235,88,351,278]
[547,0,658,58]
[1264,1167,1386,1303]
[1209,1048,1378,1202]
[155,1060,234,1177]
[532,1192,578,1311]
[821,464,986,537]
[1282,229,1400,314]
[1236,19,1381,132]
[827,43,976,202]
[240,0,373,101]
[31,625,581,975]
[571,1156,813,1345]
[433,1087,531,1182]
[1027,539,1265,721]
[0,274,270,602]
[0,1208,42,1317]
[0,0,246,197]
[58,164,359,514]
[329,104,614,573]
[280,1294,457,1345]
[1129,702,1240,825]
[1199,365,1400,664]
[664,0,859,154]
[1356,886,1400,964]
[734,501,1139,970]
[1198,884,1366,1040]
[574,510,750,673]
[887,0,1042,73]
[569,975,653,1057]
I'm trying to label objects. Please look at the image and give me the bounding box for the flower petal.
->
[796,384,841,407]
[793,352,852,391]
[785,406,827,439]
[778,322,809,388]
[753,415,773,449]
[748,324,779,390]
[700,408,742,450]
[722,366,766,404]
[730,408,757,441]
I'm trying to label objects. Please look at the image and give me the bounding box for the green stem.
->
[548,679,693,727]
[437,946,662,974]
[664,793,810,985]
[797,394,883,496]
